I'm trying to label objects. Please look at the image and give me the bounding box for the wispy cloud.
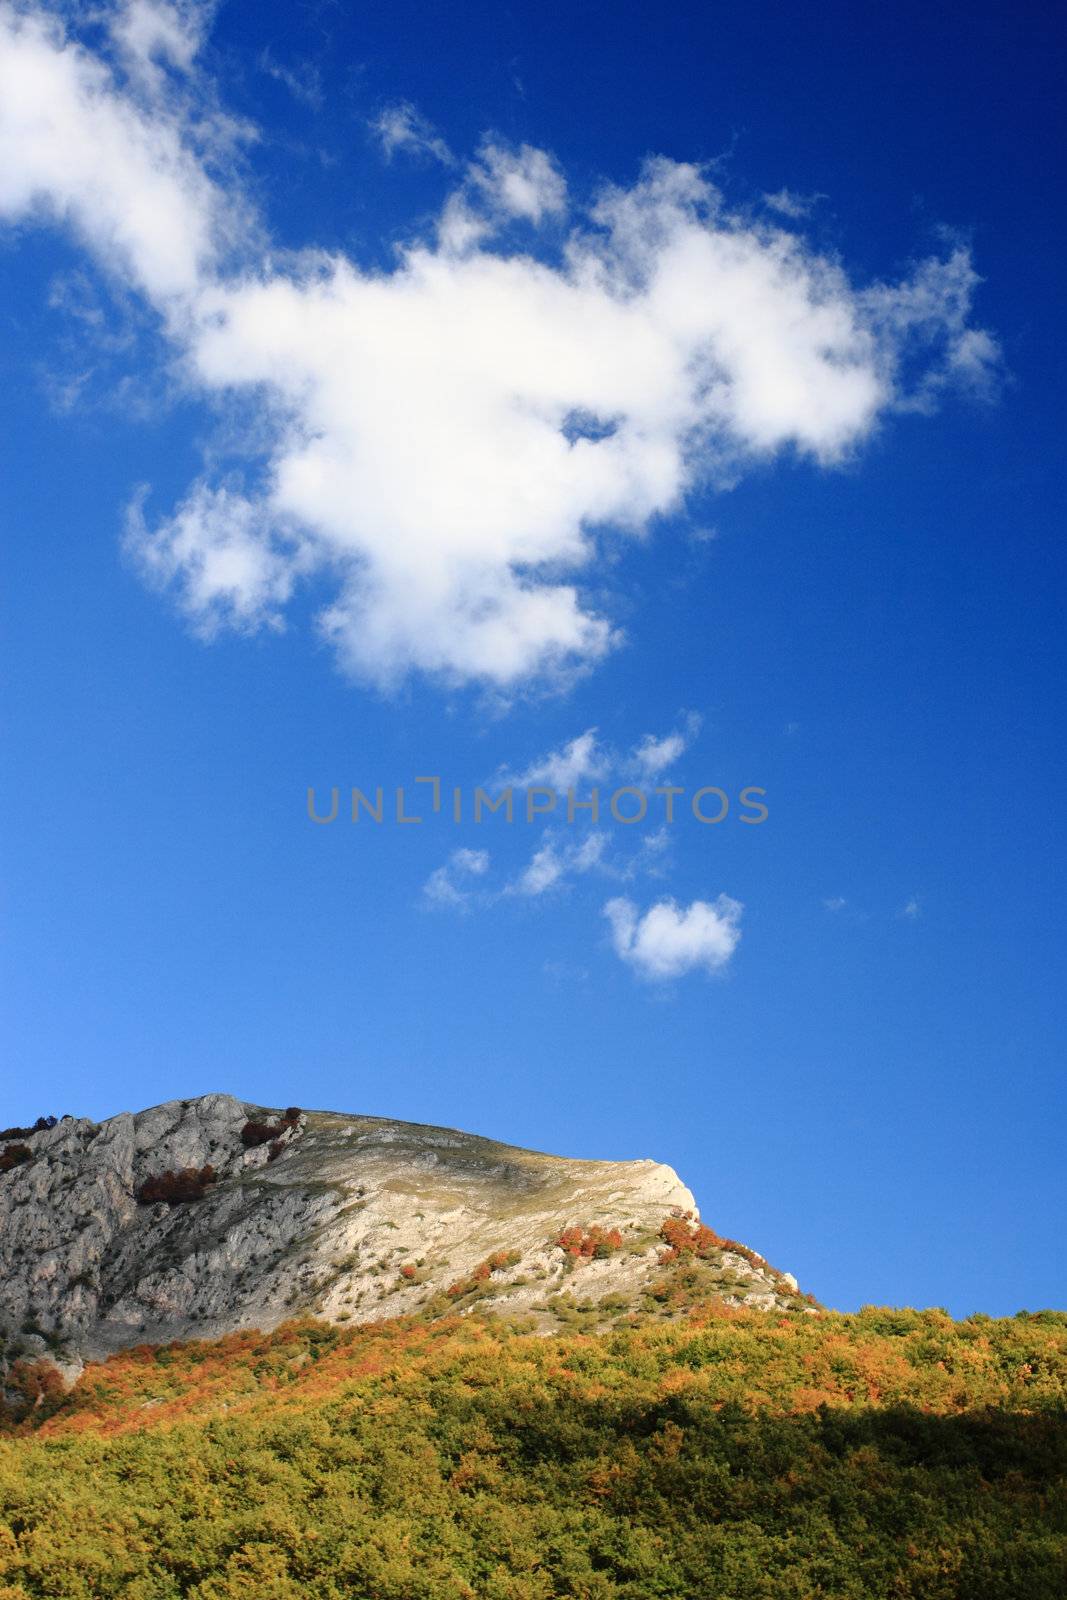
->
[427,818,671,909]
[111,0,208,89]
[421,847,491,909]
[259,48,323,111]
[497,729,610,792]
[497,715,701,793]
[900,896,922,920]
[604,894,742,980]
[370,101,453,165]
[823,895,847,912]
[630,712,703,779]
[507,831,607,897]
[763,188,826,221]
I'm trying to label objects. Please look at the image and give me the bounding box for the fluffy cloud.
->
[125,484,308,634]
[471,140,567,223]
[0,4,224,298]
[422,847,490,909]
[0,3,1000,690]
[604,894,742,979]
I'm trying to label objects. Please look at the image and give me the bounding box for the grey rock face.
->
[0,1096,799,1360]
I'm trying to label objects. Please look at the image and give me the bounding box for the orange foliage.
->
[446,1250,521,1298]
[1,1358,66,1424]
[658,1214,765,1270]
[555,1225,623,1260]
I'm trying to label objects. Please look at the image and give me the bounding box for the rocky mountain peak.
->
[0,1095,804,1371]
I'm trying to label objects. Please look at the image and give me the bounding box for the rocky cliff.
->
[0,1096,804,1369]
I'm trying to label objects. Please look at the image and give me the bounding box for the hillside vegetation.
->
[1,1304,1065,1598]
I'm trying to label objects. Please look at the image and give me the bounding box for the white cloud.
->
[0,3,231,299]
[498,729,610,792]
[111,0,207,88]
[505,816,671,899]
[763,188,824,221]
[823,895,847,912]
[508,830,607,896]
[370,101,452,166]
[501,716,699,793]
[433,141,566,256]
[900,896,921,920]
[604,894,742,980]
[422,847,490,909]
[259,49,322,111]
[863,250,1002,410]
[630,712,702,778]
[631,731,685,776]
[125,483,308,633]
[470,140,567,223]
[946,326,1000,399]
[0,5,1001,691]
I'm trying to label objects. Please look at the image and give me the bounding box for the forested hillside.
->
[2,1305,1065,1598]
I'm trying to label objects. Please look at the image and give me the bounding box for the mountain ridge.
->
[0,1094,806,1373]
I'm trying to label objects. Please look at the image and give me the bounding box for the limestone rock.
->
[0,1096,802,1359]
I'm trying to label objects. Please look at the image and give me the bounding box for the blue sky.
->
[1,0,1064,1317]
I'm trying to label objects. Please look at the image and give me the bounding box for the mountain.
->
[0,1095,805,1367]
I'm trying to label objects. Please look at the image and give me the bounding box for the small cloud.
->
[634,825,670,865]
[507,822,672,900]
[784,721,801,737]
[763,188,825,221]
[508,830,607,897]
[501,717,700,795]
[512,840,566,897]
[124,483,308,636]
[259,49,323,111]
[604,894,742,981]
[497,728,610,793]
[823,896,847,913]
[629,711,702,780]
[632,731,685,778]
[900,896,922,920]
[947,326,1002,401]
[422,847,490,910]
[370,101,453,166]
